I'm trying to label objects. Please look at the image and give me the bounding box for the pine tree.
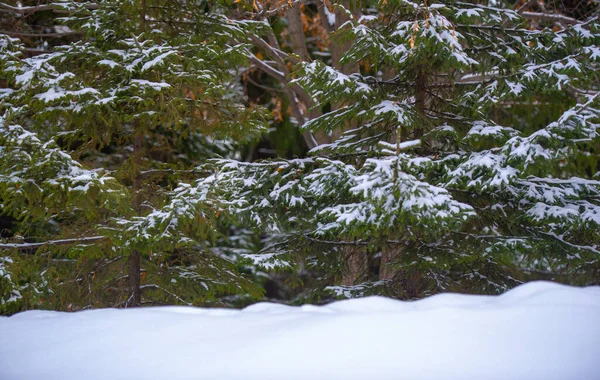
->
[0,0,268,313]
[182,0,600,300]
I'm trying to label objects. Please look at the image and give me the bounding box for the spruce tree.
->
[2,0,599,311]
[0,0,268,313]
[184,0,600,299]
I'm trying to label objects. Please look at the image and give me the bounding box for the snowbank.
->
[1,281,599,380]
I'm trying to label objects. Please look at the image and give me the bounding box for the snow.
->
[323,5,336,26]
[372,100,409,123]
[34,87,99,103]
[456,8,481,18]
[98,59,119,68]
[141,51,177,71]
[585,46,600,60]
[1,281,598,380]
[0,256,21,305]
[130,79,171,91]
[379,139,421,154]
[465,120,517,141]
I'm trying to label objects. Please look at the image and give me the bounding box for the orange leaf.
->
[185,89,196,100]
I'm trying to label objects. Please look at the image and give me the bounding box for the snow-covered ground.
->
[1,281,599,380]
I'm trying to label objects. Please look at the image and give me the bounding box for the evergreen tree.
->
[0,0,268,313]
[185,0,600,299]
[2,0,599,312]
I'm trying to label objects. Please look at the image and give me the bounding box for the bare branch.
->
[141,284,192,305]
[248,55,287,83]
[515,0,538,14]
[245,0,310,18]
[0,29,81,38]
[248,55,318,148]
[0,236,107,251]
[521,11,580,26]
[249,34,299,67]
[0,2,56,14]
[0,2,98,15]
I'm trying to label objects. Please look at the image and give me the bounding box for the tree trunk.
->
[285,3,328,147]
[414,68,427,139]
[127,132,144,307]
[379,245,405,281]
[285,4,310,61]
[332,1,367,285]
[330,1,360,74]
[341,246,367,286]
[128,249,141,306]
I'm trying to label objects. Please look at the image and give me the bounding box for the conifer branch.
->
[0,2,56,14]
[532,230,600,255]
[303,236,411,246]
[0,29,82,38]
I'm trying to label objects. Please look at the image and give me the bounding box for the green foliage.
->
[2,0,599,312]
[190,0,600,298]
[0,0,268,313]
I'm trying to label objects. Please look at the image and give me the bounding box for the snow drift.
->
[1,281,599,380]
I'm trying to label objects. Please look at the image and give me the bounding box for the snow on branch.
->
[521,11,581,26]
[0,236,106,251]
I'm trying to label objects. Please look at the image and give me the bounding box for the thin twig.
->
[0,236,107,251]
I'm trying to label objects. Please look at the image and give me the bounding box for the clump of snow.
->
[1,281,599,380]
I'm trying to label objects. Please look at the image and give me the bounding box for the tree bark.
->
[341,246,367,286]
[285,4,310,61]
[414,68,427,139]
[128,249,141,306]
[379,245,405,281]
[330,1,360,75]
[284,3,327,148]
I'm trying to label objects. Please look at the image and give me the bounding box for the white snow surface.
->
[1,281,599,380]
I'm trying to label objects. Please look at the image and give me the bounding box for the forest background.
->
[0,0,598,314]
